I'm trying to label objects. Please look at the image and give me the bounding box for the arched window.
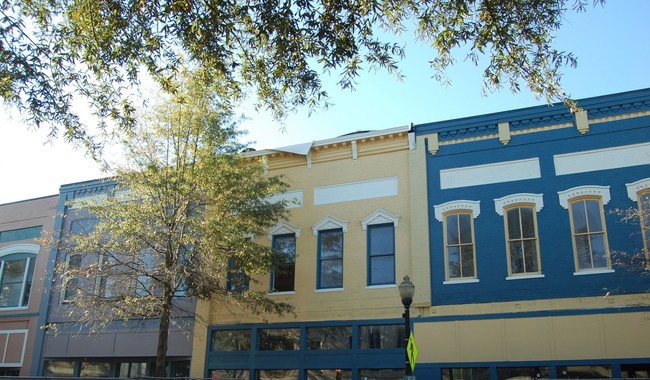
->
[0,244,38,308]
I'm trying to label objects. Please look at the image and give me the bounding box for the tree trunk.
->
[155,294,172,377]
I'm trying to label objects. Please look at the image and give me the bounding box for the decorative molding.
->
[494,193,544,215]
[312,215,349,236]
[557,185,611,209]
[361,209,400,230]
[554,142,650,176]
[269,190,304,209]
[498,122,511,145]
[408,129,416,150]
[626,178,650,201]
[0,243,39,257]
[433,200,481,222]
[268,221,301,240]
[427,133,439,155]
[351,140,358,160]
[574,109,589,134]
[440,158,541,189]
[314,177,398,205]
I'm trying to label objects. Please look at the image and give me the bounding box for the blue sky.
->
[1,1,649,204]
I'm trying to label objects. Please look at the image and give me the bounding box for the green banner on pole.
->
[407,333,418,372]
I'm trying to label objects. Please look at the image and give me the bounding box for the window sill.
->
[315,287,344,293]
[0,306,28,311]
[365,284,397,289]
[573,269,615,276]
[443,279,479,285]
[506,274,545,280]
[269,291,295,296]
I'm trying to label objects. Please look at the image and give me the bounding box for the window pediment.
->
[494,193,544,215]
[626,178,650,201]
[433,200,480,222]
[558,185,610,209]
[268,221,301,240]
[312,215,348,236]
[361,209,399,230]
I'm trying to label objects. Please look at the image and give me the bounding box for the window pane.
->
[369,225,394,256]
[459,214,472,244]
[0,284,21,307]
[585,199,603,232]
[211,369,249,380]
[211,329,251,351]
[258,369,299,380]
[446,214,459,245]
[307,326,352,350]
[509,241,524,274]
[497,367,549,380]
[590,234,608,268]
[370,256,394,285]
[441,368,490,380]
[359,325,404,349]
[273,234,296,292]
[460,245,475,277]
[44,361,75,377]
[80,362,111,377]
[447,246,460,278]
[575,235,591,270]
[507,208,521,240]
[523,240,539,272]
[556,365,611,378]
[320,230,343,259]
[258,328,300,351]
[2,259,26,282]
[319,259,343,288]
[571,201,588,234]
[119,363,149,378]
[306,369,351,380]
[358,369,403,380]
[520,207,536,239]
[0,257,31,307]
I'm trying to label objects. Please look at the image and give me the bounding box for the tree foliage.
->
[54,70,292,376]
[2,0,603,153]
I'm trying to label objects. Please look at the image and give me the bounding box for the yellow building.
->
[192,126,431,379]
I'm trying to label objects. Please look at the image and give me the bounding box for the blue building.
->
[411,88,650,379]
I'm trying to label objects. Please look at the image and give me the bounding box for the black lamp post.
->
[398,275,415,377]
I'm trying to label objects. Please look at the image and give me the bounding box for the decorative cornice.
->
[557,185,611,209]
[626,178,650,202]
[361,209,400,230]
[433,200,481,222]
[268,221,301,240]
[312,215,349,236]
[0,243,40,257]
[494,193,544,215]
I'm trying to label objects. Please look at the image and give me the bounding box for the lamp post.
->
[398,275,415,377]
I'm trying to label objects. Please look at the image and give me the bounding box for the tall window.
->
[318,229,343,289]
[443,212,476,280]
[639,189,650,259]
[227,258,249,293]
[569,197,610,271]
[504,205,541,276]
[271,234,296,292]
[367,224,395,286]
[0,253,35,308]
[62,254,82,301]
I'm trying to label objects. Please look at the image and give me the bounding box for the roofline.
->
[246,124,412,158]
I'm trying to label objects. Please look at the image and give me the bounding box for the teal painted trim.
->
[0,311,38,318]
[0,225,42,243]
[414,305,650,324]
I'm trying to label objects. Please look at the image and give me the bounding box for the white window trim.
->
[268,221,301,240]
[494,193,544,215]
[315,287,344,293]
[443,279,480,285]
[361,209,400,230]
[557,185,611,209]
[626,178,650,201]
[433,200,481,222]
[506,274,545,281]
[312,215,348,236]
[366,284,397,290]
[573,269,615,276]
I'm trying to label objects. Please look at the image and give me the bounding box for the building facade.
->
[32,179,194,377]
[412,88,650,379]
[197,89,650,380]
[194,127,432,379]
[0,195,58,376]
